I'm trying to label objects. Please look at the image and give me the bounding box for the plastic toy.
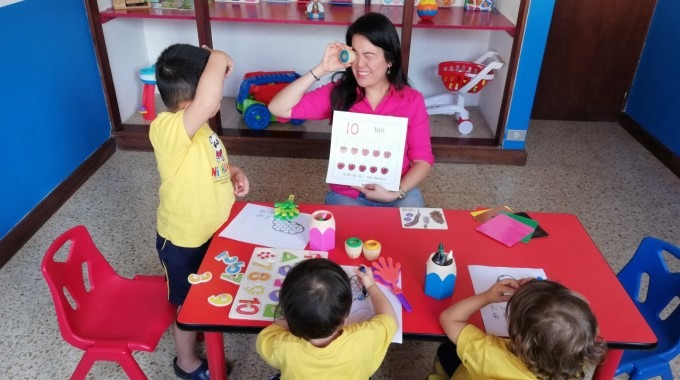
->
[309,210,335,251]
[306,0,325,19]
[339,49,356,64]
[372,257,413,312]
[274,194,299,220]
[424,242,456,300]
[138,65,156,121]
[236,71,305,130]
[464,0,494,11]
[424,51,503,134]
[416,0,439,21]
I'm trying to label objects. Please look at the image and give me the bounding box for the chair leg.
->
[71,352,98,380]
[631,363,674,380]
[71,347,147,380]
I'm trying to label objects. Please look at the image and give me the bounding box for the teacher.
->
[268,12,434,208]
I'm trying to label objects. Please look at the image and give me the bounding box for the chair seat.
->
[70,276,175,352]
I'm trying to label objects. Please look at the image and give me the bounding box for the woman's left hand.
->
[352,184,399,203]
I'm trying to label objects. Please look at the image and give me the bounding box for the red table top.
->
[177,202,656,349]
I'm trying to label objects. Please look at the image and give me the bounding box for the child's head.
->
[155,44,210,111]
[506,279,606,380]
[278,258,352,340]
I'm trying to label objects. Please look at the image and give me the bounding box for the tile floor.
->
[1,120,678,379]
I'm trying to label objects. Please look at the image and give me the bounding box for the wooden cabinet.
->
[88,0,535,165]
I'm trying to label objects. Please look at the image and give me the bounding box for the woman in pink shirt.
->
[268,12,434,207]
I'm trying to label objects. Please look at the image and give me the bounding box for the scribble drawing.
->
[496,274,516,282]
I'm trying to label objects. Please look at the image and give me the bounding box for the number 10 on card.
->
[326,111,407,191]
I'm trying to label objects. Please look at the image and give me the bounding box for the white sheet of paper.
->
[468,265,547,337]
[341,265,403,343]
[218,204,311,249]
[326,111,407,191]
[0,0,23,7]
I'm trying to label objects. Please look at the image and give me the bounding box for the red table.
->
[177,202,656,380]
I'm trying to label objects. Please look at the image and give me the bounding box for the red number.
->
[236,298,261,315]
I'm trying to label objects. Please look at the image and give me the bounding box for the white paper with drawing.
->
[326,111,407,191]
[341,265,403,343]
[468,265,547,337]
[219,204,311,249]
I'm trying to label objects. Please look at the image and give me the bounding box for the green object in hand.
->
[274,195,299,220]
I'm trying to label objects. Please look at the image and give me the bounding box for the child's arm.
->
[183,47,234,138]
[229,165,249,197]
[268,41,350,118]
[440,279,518,344]
[354,266,397,323]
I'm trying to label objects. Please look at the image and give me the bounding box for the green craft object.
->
[274,195,300,220]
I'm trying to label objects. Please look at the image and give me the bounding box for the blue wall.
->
[625,0,680,156]
[0,0,110,239]
[502,0,556,150]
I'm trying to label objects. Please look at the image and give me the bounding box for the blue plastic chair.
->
[615,237,680,380]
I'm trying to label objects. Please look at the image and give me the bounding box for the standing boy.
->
[151,43,249,379]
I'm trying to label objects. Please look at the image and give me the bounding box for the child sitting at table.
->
[429,278,606,380]
[256,258,397,380]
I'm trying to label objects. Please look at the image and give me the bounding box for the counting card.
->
[229,248,328,321]
[399,207,449,229]
[326,111,407,192]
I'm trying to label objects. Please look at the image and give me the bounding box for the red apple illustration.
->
[340,146,347,153]
[362,149,369,156]
[359,165,366,172]
[381,167,389,175]
[337,162,345,169]
[351,147,358,155]
[348,164,356,171]
[384,151,392,158]
[370,166,377,173]
[373,150,380,157]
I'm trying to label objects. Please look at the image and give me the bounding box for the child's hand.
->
[353,265,376,290]
[230,166,249,197]
[201,45,234,78]
[484,278,519,303]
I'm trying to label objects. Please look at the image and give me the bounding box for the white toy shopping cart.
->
[425,51,504,135]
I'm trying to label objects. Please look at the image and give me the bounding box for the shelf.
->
[100,7,196,23]
[100,3,515,34]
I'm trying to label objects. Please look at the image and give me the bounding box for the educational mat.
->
[399,207,448,229]
[468,265,547,337]
[326,111,407,192]
[228,247,403,343]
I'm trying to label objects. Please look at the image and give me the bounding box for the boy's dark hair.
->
[155,44,210,111]
[506,280,607,380]
[278,258,352,340]
[331,12,409,114]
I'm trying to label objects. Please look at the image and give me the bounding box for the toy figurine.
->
[425,242,456,300]
[306,0,325,20]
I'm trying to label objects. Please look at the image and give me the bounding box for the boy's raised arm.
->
[184,48,234,138]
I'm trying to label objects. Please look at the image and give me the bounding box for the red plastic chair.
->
[41,225,177,379]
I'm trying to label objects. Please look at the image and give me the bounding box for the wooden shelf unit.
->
[89,0,527,165]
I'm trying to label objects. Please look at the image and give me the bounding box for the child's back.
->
[256,258,397,380]
[433,279,606,380]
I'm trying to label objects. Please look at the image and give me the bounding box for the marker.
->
[432,242,446,266]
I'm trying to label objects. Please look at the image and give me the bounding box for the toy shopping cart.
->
[425,51,504,134]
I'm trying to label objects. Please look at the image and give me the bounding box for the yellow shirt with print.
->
[256,314,397,380]
[150,110,235,248]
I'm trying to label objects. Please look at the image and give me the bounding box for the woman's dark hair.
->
[330,12,409,113]
[155,44,210,111]
[278,258,352,340]
[506,279,607,380]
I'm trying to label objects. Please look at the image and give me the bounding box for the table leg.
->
[205,332,227,380]
[592,349,623,380]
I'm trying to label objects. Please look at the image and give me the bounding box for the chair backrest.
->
[618,236,680,360]
[41,225,121,349]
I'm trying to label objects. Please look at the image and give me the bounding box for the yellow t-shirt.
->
[452,325,537,380]
[256,314,397,380]
[150,111,235,247]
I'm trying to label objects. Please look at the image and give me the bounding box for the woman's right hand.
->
[319,42,353,74]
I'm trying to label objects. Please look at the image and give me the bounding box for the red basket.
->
[438,61,492,94]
